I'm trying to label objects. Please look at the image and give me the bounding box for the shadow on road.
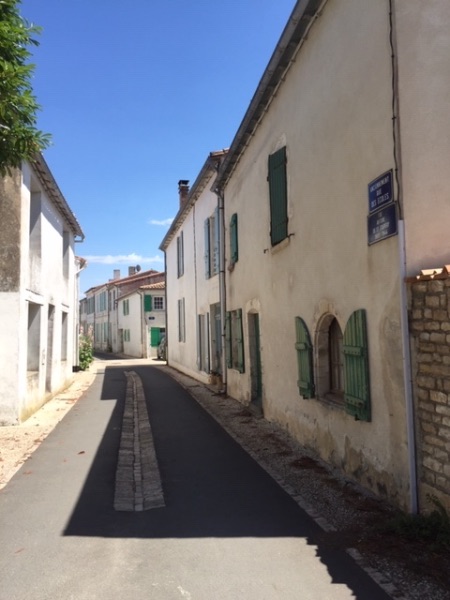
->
[63,364,391,599]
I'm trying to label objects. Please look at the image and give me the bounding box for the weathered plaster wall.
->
[223,0,410,507]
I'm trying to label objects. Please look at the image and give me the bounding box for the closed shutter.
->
[225,311,232,368]
[236,308,245,373]
[343,309,371,421]
[268,146,288,246]
[230,213,238,264]
[204,218,211,279]
[144,295,152,311]
[295,317,315,399]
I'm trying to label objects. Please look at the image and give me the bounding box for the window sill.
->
[269,235,291,256]
[318,392,345,410]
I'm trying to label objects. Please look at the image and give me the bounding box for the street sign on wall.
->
[368,170,393,213]
[367,202,398,245]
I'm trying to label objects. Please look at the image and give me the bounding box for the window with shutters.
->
[177,231,184,278]
[225,309,245,373]
[229,213,238,267]
[268,146,288,246]
[204,207,220,278]
[122,299,130,316]
[295,317,315,399]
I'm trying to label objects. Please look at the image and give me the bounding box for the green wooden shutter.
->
[144,295,152,311]
[268,146,288,246]
[122,300,125,316]
[295,317,315,399]
[236,308,245,373]
[204,218,211,278]
[343,309,371,421]
[230,213,238,264]
[225,311,232,368]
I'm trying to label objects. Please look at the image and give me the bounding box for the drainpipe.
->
[217,188,227,393]
[390,0,418,513]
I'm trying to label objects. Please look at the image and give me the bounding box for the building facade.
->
[82,268,165,357]
[0,155,84,425]
[161,0,450,512]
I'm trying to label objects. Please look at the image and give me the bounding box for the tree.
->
[0,0,50,175]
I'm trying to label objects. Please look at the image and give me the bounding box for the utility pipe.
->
[217,189,227,393]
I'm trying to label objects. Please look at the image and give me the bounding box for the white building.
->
[161,0,450,512]
[160,154,228,384]
[0,154,84,425]
[82,268,165,356]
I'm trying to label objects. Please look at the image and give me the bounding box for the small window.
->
[123,299,130,316]
[268,146,288,246]
[153,296,164,311]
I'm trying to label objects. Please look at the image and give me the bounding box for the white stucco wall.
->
[165,176,221,383]
[223,0,410,506]
[118,293,144,358]
[0,163,80,424]
[395,0,450,273]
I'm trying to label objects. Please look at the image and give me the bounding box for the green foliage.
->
[79,334,93,371]
[0,0,51,175]
[385,495,450,551]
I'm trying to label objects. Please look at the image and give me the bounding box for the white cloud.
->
[84,253,164,265]
[149,218,174,226]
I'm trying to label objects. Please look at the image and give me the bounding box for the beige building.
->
[162,0,450,512]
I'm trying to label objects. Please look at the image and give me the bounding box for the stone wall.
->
[409,273,450,511]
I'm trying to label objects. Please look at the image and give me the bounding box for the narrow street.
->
[0,358,394,600]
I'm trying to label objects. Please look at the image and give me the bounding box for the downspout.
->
[217,188,227,394]
[390,0,418,514]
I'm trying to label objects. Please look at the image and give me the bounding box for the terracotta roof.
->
[140,281,165,290]
[407,265,450,282]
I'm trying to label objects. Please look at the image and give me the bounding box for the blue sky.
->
[20,0,296,294]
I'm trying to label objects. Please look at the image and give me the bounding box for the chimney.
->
[128,266,136,276]
[113,269,120,280]
[178,180,190,208]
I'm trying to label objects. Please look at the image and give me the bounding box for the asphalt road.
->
[0,359,393,600]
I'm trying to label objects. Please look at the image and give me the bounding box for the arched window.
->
[316,314,344,404]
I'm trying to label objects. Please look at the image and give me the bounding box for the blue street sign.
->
[368,170,393,213]
[368,202,398,245]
